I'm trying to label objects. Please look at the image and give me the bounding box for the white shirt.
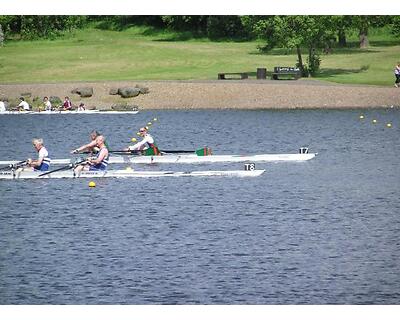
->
[0,101,5,112]
[38,146,49,160]
[18,100,30,111]
[44,100,52,111]
[128,133,154,151]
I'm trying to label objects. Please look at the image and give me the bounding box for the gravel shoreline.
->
[1,79,399,110]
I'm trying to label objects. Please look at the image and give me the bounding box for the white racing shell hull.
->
[0,110,138,115]
[0,169,265,180]
[0,153,316,166]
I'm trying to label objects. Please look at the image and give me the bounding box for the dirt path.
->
[1,79,399,109]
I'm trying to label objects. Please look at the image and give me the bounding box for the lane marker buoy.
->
[89,181,96,188]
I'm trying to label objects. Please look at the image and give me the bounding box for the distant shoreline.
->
[0,80,398,110]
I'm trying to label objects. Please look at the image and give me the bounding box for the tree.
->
[243,16,336,76]
[352,16,393,48]
[391,16,400,37]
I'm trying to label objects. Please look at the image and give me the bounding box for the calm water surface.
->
[0,109,399,304]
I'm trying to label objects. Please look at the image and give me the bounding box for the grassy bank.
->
[0,26,398,85]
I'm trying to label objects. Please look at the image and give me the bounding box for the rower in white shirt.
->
[17,97,30,111]
[43,96,52,111]
[125,127,160,155]
[18,138,51,172]
[0,99,5,112]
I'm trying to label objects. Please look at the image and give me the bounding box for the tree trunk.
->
[296,46,306,77]
[359,22,369,48]
[338,28,346,47]
[359,32,369,48]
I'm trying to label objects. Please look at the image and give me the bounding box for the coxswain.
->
[19,138,51,171]
[125,127,160,155]
[71,130,101,155]
[74,135,109,174]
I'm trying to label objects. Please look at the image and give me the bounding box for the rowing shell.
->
[0,169,265,180]
[0,110,139,115]
[0,153,316,166]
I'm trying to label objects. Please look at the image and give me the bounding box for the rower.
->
[125,127,160,155]
[71,130,102,155]
[74,135,109,174]
[43,96,52,111]
[19,138,51,171]
[17,97,30,111]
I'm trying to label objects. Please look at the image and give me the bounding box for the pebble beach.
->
[0,79,399,110]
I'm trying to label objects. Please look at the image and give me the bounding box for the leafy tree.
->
[391,16,400,37]
[352,16,393,48]
[244,16,336,76]
[0,15,87,40]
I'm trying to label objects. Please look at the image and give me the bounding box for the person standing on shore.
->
[394,62,400,88]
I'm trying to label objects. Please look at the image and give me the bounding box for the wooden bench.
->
[218,72,248,80]
[271,67,301,80]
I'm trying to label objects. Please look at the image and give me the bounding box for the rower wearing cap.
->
[74,135,109,174]
[71,130,102,155]
[125,127,160,155]
[20,138,51,171]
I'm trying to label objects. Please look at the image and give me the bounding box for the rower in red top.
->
[125,127,160,155]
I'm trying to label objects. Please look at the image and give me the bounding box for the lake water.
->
[0,109,399,304]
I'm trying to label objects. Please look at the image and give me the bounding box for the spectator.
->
[78,103,86,111]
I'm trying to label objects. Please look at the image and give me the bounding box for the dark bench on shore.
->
[271,67,301,80]
[218,72,248,80]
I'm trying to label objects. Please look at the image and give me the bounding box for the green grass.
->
[0,25,399,85]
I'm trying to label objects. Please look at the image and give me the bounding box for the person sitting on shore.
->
[394,62,400,88]
[74,135,109,174]
[18,138,51,172]
[62,96,72,110]
[43,96,52,111]
[17,97,30,111]
[125,127,160,155]
[78,103,86,111]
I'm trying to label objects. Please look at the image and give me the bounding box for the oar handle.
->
[38,159,87,177]
[0,160,27,171]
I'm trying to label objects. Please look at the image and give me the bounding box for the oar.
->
[38,159,87,177]
[160,150,199,154]
[108,147,212,155]
[0,160,27,171]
